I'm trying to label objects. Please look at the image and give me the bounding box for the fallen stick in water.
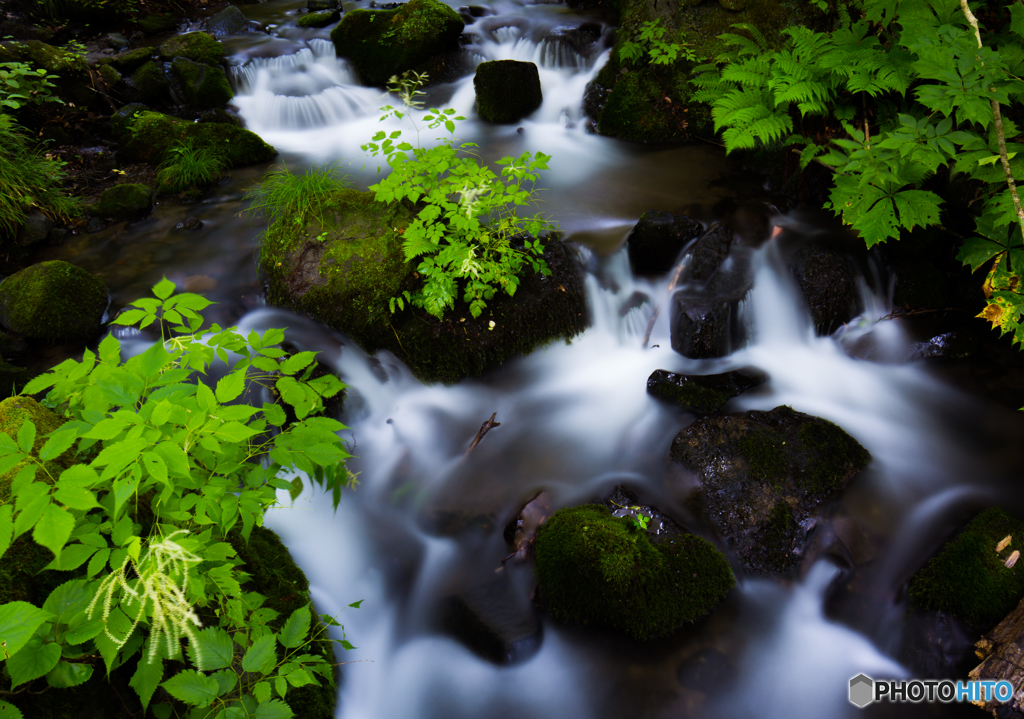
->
[466,412,501,454]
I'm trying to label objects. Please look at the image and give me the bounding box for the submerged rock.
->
[261,188,586,384]
[474,60,542,124]
[440,574,542,664]
[789,242,859,335]
[646,367,767,414]
[330,0,464,87]
[625,210,703,276]
[671,405,871,574]
[533,503,734,640]
[0,261,109,344]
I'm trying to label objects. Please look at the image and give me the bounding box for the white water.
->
[214,3,1024,717]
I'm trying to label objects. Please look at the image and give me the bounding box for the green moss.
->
[0,396,68,501]
[474,60,543,124]
[533,504,734,640]
[798,420,871,496]
[130,60,171,105]
[171,57,234,108]
[738,429,787,486]
[0,261,109,344]
[298,10,340,28]
[160,31,226,66]
[908,508,1024,630]
[91,183,153,220]
[118,110,276,166]
[137,12,178,34]
[650,380,727,413]
[101,46,154,72]
[330,0,463,86]
[97,63,122,87]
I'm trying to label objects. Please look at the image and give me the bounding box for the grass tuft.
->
[245,162,350,231]
[157,139,228,193]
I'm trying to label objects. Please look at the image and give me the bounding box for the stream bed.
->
[35,0,1024,715]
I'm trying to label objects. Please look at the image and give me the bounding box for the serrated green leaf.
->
[957,235,1006,272]
[0,601,53,659]
[280,352,317,375]
[57,464,100,490]
[0,699,24,719]
[255,699,294,719]
[279,604,311,649]
[161,669,220,707]
[54,485,100,511]
[262,403,287,427]
[65,617,104,645]
[241,634,277,675]
[42,543,97,572]
[253,681,272,704]
[7,636,61,687]
[152,277,176,300]
[16,420,35,454]
[86,547,110,578]
[130,654,163,710]
[42,579,93,625]
[191,627,235,671]
[46,660,94,688]
[215,370,246,404]
[39,429,78,461]
[33,503,75,560]
[0,505,11,559]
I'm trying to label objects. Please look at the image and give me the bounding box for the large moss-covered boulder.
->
[127,60,171,105]
[908,508,1024,631]
[170,57,234,108]
[0,261,108,344]
[533,504,734,640]
[474,60,542,124]
[671,405,871,574]
[159,31,226,66]
[91,183,153,221]
[330,0,464,87]
[114,110,275,166]
[261,188,587,383]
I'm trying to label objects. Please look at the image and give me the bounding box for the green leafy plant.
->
[0,62,62,110]
[157,140,228,194]
[245,162,350,233]
[0,279,357,718]
[691,0,1024,346]
[362,71,554,320]
[619,19,696,66]
[0,114,80,237]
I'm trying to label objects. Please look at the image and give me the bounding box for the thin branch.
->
[466,412,500,454]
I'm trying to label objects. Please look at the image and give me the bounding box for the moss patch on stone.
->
[330,0,464,86]
[0,261,109,344]
[534,504,734,640]
[160,31,226,66]
[116,110,276,166]
[908,508,1024,631]
[474,60,543,124]
[298,10,341,28]
[91,183,153,220]
[171,57,234,108]
[129,60,171,105]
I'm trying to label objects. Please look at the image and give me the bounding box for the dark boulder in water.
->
[670,405,871,575]
[625,210,703,276]
[474,60,542,124]
[789,241,859,335]
[647,367,767,414]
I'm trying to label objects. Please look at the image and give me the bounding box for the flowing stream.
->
[44,0,1024,715]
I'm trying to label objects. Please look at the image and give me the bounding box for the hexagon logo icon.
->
[849,674,874,708]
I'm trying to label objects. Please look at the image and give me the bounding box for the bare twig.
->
[466,412,500,454]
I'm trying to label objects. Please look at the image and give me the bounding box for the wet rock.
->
[106,32,130,51]
[127,61,171,105]
[440,574,542,663]
[206,6,251,36]
[646,367,767,414]
[110,102,149,137]
[104,46,153,72]
[474,60,542,124]
[47,228,68,246]
[0,261,109,344]
[686,224,733,282]
[330,0,464,87]
[136,13,178,35]
[626,211,703,276]
[262,188,586,384]
[160,31,226,66]
[546,22,602,57]
[175,216,204,231]
[670,246,752,359]
[198,108,242,125]
[908,331,974,361]
[533,500,735,640]
[15,212,54,247]
[91,183,153,221]
[97,63,122,88]
[671,405,871,575]
[86,217,107,233]
[298,10,341,28]
[790,242,859,335]
[116,110,275,166]
[170,57,234,109]
[907,508,1024,631]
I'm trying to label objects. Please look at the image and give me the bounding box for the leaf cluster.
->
[0,62,62,111]
[618,19,696,67]
[0,278,358,717]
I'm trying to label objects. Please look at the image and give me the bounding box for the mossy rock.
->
[0,261,109,345]
[908,508,1024,631]
[96,62,122,87]
[671,405,871,574]
[646,367,767,414]
[137,12,178,34]
[299,10,341,28]
[330,0,464,87]
[170,57,234,108]
[128,60,171,105]
[474,60,543,124]
[100,46,154,72]
[159,31,226,66]
[116,110,275,166]
[0,395,69,501]
[91,183,153,221]
[533,504,735,640]
[261,189,587,383]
